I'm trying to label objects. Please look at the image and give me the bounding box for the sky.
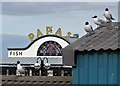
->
[2,2,118,37]
[1,0,120,2]
[0,1,119,60]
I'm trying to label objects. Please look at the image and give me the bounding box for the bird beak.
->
[92,17,94,18]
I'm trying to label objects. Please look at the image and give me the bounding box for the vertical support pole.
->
[29,69,32,76]
[61,70,64,76]
[39,70,41,76]
[6,69,9,75]
[41,60,44,76]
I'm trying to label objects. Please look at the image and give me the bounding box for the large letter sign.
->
[8,35,70,58]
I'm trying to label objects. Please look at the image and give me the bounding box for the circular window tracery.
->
[37,41,62,56]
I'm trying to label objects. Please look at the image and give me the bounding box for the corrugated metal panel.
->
[76,24,120,51]
[63,22,120,66]
[72,51,119,84]
[2,57,62,65]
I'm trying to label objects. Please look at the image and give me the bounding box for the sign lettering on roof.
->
[8,27,70,58]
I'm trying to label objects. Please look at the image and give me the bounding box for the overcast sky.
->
[1,0,120,2]
[1,2,118,38]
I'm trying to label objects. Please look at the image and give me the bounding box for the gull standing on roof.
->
[104,17,112,23]
[92,15,105,27]
[84,22,94,34]
[17,61,26,76]
[104,8,115,21]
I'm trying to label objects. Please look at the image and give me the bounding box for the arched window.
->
[37,41,62,56]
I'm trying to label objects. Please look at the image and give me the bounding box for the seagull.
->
[17,61,27,76]
[104,8,115,21]
[84,22,94,34]
[104,17,112,23]
[92,15,105,27]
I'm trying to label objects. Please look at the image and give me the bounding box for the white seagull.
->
[84,22,94,34]
[17,61,26,76]
[92,15,105,27]
[104,17,112,23]
[104,8,115,21]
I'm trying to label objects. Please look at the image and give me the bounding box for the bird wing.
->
[110,14,115,20]
[103,13,105,16]
[98,19,105,24]
[19,65,26,72]
[22,66,26,70]
[90,25,94,31]
[110,13,112,18]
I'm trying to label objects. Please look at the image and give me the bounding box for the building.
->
[1,35,78,76]
[63,22,120,85]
